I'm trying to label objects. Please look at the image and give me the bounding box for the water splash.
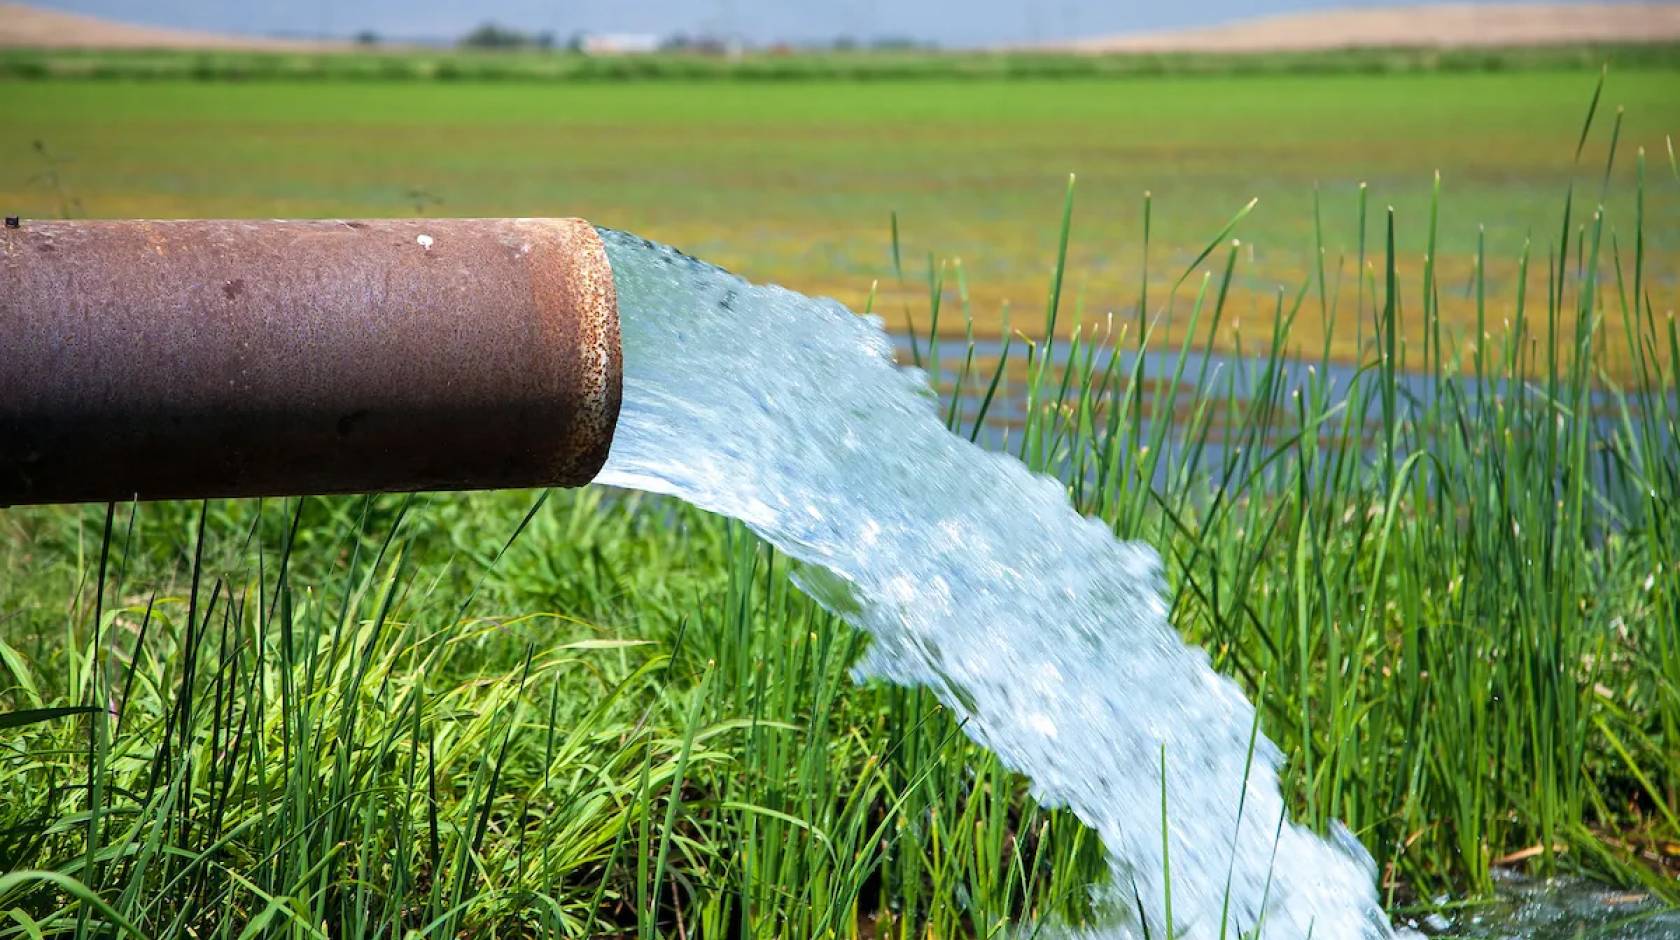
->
[1408,873,1680,939]
[593,229,1393,938]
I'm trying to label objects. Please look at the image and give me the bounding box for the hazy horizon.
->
[22,0,1668,47]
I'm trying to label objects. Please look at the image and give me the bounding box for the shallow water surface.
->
[1408,874,1680,939]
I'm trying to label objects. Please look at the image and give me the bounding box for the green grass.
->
[1,72,1678,938]
[2,68,1677,367]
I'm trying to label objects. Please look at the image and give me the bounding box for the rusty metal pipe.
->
[0,218,621,505]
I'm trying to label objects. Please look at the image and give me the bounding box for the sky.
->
[27,0,1645,47]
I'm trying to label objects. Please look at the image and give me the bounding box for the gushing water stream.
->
[592,229,1394,938]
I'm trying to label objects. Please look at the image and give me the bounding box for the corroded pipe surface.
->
[0,218,621,505]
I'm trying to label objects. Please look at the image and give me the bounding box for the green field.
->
[3,68,1677,364]
[2,62,1679,938]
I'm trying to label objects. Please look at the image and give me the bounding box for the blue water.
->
[593,230,1392,938]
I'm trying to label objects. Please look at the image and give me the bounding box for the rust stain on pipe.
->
[0,218,621,505]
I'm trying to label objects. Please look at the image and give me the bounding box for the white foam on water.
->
[593,230,1393,939]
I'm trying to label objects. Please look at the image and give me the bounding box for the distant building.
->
[578,33,661,55]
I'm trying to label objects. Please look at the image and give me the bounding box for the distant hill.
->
[4,1,1678,56]
[1059,3,1680,54]
[0,2,349,50]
